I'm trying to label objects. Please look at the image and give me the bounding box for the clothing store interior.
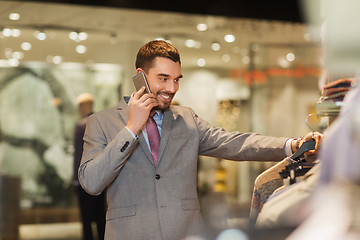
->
[1,0,360,239]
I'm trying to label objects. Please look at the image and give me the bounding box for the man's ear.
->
[136,68,143,74]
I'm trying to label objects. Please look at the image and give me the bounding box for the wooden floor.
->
[20,222,82,240]
[2,207,82,240]
[20,207,80,224]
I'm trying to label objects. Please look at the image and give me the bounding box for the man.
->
[74,93,106,240]
[79,40,321,240]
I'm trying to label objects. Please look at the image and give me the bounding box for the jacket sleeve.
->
[192,109,288,162]
[78,114,138,195]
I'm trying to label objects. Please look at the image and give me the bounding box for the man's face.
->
[140,57,182,111]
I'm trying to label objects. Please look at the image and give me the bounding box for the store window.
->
[0,63,122,224]
[0,1,323,237]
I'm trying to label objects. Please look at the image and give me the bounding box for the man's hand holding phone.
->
[133,71,151,94]
[126,86,158,136]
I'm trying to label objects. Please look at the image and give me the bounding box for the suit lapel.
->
[157,108,174,165]
[117,97,154,165]
[138,133,154,165]
[116,97,129,124]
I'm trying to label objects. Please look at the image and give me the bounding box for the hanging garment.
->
[250,141,317,223]
[319,82,360,183]
[320,78,355,102]
[250,159,288,223]
[255,164,321,229]
[286,82,360,240]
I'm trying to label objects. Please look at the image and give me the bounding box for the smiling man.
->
[78,40,322,240]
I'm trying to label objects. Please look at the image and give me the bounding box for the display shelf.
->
[316,101,344,117]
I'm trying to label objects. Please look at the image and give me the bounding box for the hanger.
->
[290,140,316,160]
[279,159,315,184]
[290,114,320,160]
[279,141,316,184]
[278,114,320,184]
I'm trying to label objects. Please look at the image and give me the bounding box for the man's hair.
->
[135,40,181,72]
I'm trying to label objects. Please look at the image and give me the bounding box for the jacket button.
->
[155,174,160,180]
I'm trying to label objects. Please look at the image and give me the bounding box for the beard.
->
[153,91,174,111]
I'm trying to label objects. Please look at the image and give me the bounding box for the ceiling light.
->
[35,31,47,40]
[185,39,196,48]
[286,52,295,62]
[12,51,24,60]
[78,32,88,41]
[69,31,88,41]
[197,23,208,32]
[69,31,78,41]
[12,29,21,37]
[52,56,63,64]
[242,56,250,64]
[9,13,20,21]
[21,42,32,51]
[185,39,201,48]
[2,28,12,37]
[4,48,13,58]
[2,28,21,37]
[222,54,230,62]
[278,57,290,68]
[304,33,311,41]
[197,58,206,67]
[76,45,87,54]
[224,34,235,43]
[211,42,221,51]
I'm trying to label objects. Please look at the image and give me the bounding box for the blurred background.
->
[1,0,358,239]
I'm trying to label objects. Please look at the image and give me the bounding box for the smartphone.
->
[133,71,151,94]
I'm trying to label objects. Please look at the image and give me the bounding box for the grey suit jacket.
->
[79,97,288,240]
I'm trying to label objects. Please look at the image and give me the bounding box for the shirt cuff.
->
[125,126,138,139]
[285,138,294,156]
